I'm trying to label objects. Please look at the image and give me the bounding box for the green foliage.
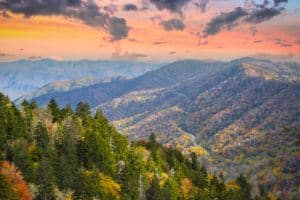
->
[0,174,18,200]
[0,92,277,200]
[237,174,252,200]
[48,98,62,123]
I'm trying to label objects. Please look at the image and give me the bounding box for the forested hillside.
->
[15,58,300,199]
[0,93,278,200]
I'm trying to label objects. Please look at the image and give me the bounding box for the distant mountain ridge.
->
[0,59,162,99]
[18,57,300,197]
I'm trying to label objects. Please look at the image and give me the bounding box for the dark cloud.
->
[169,51,176,55]
[149,0,191,14]
[107,17,129,40]
[204,0,288,36]
[0,0,129,40]
[194,0,209,12]
[204,7,248,36]
[160,19,185,31]
[273,0,288,7]
[245,7,282,23]
[0,0,79,16]
[123,3,138,11]
[254,40,263,43]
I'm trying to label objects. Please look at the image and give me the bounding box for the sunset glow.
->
[0,0,299,62]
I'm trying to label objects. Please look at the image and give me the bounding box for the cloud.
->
[0,10,10,18]
[160,18,185,31]
[0,52,8,57]
[128,38,138,42]
[250,26,258,36]
[153,41,168,45]
[112,51,148,60]
[245,7,282,23]
[107,17,129,40]
[123,3,138,11]
[204,7,248,36]
[149,0,191,14]
[273,0,288,7]
[103,4,118,15]
[0,0,129,40]
[194,0,209,12]
[254,40,263,43]
[204,0,288,36]
[274,38,292,47]
[28,56,44,60]
[169,51,176,55]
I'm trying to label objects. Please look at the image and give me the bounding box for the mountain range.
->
[12,57,300,197]
[0,59,161,99]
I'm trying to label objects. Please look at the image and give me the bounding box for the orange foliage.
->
[0,161,31,200]
[180,177,192,200]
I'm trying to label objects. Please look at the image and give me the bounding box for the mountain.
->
[19,60,225,107]
[19,58,300,197]
[0,92,269,200]
[14,76,127,105]
[0,59,161,99]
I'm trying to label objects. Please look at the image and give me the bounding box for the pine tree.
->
[237,174,252,200]
[36,158,55,200]
[48,98,62,123]
[146,175,163,200]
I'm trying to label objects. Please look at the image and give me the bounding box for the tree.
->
[54,125,78,190]
[0,161,31,200]
[162,176,180,200]
[73,168,121,200]
[48,99,62,123]
[237,174,252,200]
[60,104,73,119]
[35,123,50,153]
[75,102,91,127]
[180,177,193,200]
[36,158,56,200]
[146,175,163,200]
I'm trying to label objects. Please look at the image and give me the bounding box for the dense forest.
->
[0,92,279,200]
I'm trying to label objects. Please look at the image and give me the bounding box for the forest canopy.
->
[0,93,278,200]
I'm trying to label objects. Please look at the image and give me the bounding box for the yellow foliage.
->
[226,180,241,190]
[98,173,121,200]
[189,146,208,156]
[134,146,150,162]
[145,172,154,182]
[159,172,169,187]
[268,192,278,200]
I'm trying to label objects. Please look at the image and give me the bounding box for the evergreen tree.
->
[48,98,62,123]
[36,158,55,200]
[237,174,252,200]
[146,175,163,200]
[75,101,91,126]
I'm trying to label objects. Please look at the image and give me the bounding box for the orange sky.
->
[0,0,299,62]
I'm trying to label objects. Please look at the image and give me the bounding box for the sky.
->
[0,0,299,62]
